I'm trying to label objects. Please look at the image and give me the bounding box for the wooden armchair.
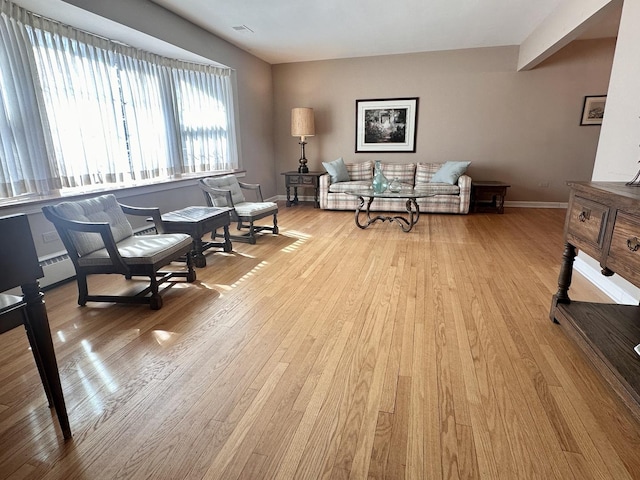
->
[199,175,278,244]
[42,194,196,310]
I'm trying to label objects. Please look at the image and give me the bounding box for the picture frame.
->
[355,97,418,152]
[580,95,606,126]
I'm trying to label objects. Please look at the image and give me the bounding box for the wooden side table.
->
[471,181,510,214]
[159,206,232,268]
[281,171,323,208]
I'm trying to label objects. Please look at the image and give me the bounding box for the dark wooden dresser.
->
[551,181,640,420]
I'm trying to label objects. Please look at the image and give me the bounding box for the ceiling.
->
[8,0,622,66]
[149,0,621,64]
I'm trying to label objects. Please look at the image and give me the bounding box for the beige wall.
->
[273,39,616,202]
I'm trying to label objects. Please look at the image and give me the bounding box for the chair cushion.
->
[77,233,192,267]
[201,175,246,206]
[50,194,133,256]
[235,202,278,218]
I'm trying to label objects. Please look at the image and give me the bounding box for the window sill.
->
[0,170,245,215]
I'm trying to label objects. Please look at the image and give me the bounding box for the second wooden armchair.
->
[199,175,278,244]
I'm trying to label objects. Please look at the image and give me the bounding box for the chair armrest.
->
[199,181,236,208]
[41,207,129,274]
[119,203,166,234]
[238,182,264,202]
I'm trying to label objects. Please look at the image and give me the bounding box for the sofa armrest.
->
[457,174,471,192]
[457,174,472,214]
[319,173,331,209]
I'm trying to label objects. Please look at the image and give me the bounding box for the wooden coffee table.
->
[159,206,232,268]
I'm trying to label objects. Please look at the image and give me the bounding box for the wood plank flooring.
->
[1,205,639,479]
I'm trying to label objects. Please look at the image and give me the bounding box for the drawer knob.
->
[578,209,590,222]
[627,237,640,252]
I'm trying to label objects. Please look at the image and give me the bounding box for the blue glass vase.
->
[372,160,388,193]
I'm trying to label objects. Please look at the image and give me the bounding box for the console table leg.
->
[550,242,576,323]
[285,187,292,207]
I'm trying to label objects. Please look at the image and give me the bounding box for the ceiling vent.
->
[232,25,254,33]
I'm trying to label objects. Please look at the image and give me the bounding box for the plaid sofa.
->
[319,161,471,213]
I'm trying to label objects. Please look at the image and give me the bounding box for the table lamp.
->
[291,107,315,173]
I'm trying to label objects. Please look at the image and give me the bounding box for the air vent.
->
[232,25,254,33]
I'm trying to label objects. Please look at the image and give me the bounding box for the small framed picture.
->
[355,97,418,152]
[580,95,606,126]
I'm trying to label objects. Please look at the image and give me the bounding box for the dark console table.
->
[0,214,71,439]
[550,182,640,421]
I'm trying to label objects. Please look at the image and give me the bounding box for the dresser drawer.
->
[566,196,608,253]
[608,211,640,285]
[288,175,317,186]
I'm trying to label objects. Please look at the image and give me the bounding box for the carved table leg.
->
[550,242,576,323]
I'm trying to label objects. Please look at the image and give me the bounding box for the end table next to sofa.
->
[281,171,323,208]
[471,181,510,214]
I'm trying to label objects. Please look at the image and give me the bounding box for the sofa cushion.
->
[381,162,416,184]
[415,163,441,184]
[431,161,471,184]
[346,160,373,181]
[415,184,461,195]
[328,180,371,193]
[322,157,350,183]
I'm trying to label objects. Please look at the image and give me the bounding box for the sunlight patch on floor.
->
[281,230,311,253]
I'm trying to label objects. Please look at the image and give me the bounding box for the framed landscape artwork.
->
[355,97,418,152]
[580,95,606,125]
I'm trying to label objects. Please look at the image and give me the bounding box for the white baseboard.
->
[504,201,567,208]
[573,256,639,305]
[276,197,568,209]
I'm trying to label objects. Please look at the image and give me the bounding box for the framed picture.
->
[580,95,606,125]
[355,97,418,152]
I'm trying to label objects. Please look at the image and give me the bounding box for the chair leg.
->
[76,273,88,306]
[272,213,279,234]
[149,275,163,310]
[248,222,256,244]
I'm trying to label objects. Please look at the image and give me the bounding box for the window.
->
[0,3,237,199]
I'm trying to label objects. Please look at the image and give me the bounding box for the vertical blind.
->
[0,0,237,198]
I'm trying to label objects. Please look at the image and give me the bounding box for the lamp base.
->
[298,140,309,174]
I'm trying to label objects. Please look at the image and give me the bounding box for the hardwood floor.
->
[1,205,639,479]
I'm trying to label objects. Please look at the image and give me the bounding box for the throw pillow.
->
[322,157,350,183]
[431,161,471,184]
